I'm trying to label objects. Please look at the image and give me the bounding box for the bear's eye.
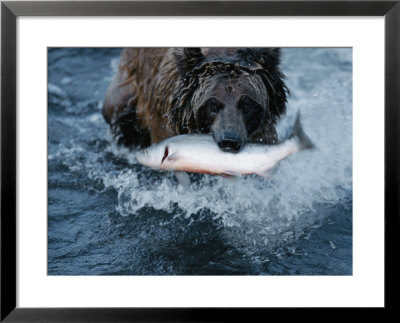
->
[195,99,221,133]
[205,98,222,114]
[209,103,219,113]
[238,96,259,112]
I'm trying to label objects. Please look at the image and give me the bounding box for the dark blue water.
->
[48,48,352,275]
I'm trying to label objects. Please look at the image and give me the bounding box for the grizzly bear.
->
[103,48,288,152]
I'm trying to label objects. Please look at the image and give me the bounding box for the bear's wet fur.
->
[103,48,288,151]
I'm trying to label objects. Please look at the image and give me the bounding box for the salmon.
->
[136,112,314,178]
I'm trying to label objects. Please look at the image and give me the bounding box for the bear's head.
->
[171,48,288,152]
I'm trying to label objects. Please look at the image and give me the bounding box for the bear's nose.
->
[218,134,242,153]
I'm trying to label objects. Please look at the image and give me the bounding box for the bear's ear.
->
[259,48,281,68]
[238,48,287,117]
[174,48,205,75]
[237,48,281,70]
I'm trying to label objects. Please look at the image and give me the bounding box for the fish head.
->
[136,144,166,168]
[136,143,179,169]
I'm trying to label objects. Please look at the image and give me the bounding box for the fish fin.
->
[221,170,240,178]
[166,152,180,162]
[256,167,276,178]
[291,110,314,150]
[175,171,191,188]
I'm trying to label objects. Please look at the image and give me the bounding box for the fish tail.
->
[290,110,314,150]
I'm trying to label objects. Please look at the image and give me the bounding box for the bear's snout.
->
[217,133,242,153]
[211,106,247,153]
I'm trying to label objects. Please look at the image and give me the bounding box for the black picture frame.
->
[1,0,399,321]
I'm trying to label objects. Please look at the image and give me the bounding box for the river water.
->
[48,48,352,275]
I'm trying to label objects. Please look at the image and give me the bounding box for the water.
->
[48,48,352,275]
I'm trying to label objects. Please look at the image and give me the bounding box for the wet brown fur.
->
[103,48,288,148]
